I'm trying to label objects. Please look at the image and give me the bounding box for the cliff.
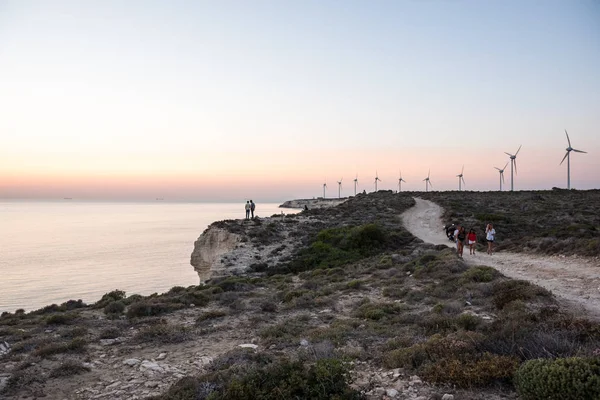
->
[279,197,349,209]
[189,214,314,283]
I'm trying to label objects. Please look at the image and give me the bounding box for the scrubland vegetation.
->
[1,191,599,399]
[422,189,600,257]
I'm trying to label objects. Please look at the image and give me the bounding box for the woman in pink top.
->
[467,229,477,255]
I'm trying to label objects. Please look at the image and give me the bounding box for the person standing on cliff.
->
[250,200,256,219]
[245,201,250,220]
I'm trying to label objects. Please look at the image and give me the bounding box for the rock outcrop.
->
[280,198,348,209]
[190,227,242,282]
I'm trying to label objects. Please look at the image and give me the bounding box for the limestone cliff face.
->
[190,227,241,283]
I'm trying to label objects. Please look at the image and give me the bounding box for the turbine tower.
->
[494,162,508,191]
[322,182,327,198]
[398,170,406,192]
[456,165,466,191]
[353,174,358,196]
[337,178,343,199]
[504,145,521,191]
[560,130,587,190]
[374,171,381,192]
[423,170,433,192]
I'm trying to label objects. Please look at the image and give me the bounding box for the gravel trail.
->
[402,197,600,320]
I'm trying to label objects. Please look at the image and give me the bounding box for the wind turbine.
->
[423,170,433,192]
[456,165,466,191]
[398,170,406,192]
[560,130,587,190]
[374,171,381,192]
[322,181,327,198]
[494,162,508,191]
[504,145,521,191]
[337,178,343,199]
[353,174,358,196]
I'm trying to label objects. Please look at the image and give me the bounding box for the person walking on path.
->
[467,229,477,255]
[250,200,256,219]
[456,226,466,258]
[245,201,250,220]
[485,223,496,255]
[453,225,461,252]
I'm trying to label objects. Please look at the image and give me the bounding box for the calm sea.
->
[0,201,297,313]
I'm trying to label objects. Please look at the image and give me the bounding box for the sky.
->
[1,0,599,202]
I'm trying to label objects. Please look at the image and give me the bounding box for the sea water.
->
[0,201,297,313]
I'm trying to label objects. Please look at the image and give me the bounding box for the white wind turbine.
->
[398,170,406,192]
[504,145,521,191]
[353,174,358,196]
[494,162,508,191]
[374,171,381,192]
[337,178,343,199]
[322,181,327,198]
[423,169,433,192]
[456,165,466,191]
[560,130,587,190]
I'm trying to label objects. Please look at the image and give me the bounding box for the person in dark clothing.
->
[456,226,466,258]
[250,200,256,219]
[444,224,456,241]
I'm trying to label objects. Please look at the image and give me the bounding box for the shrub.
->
[422,353,519,388]
[49,360,91,378]
[492,280,552,309]
[134,323,191,344]
[104,300,126,315]
[354,301,404,321]
[99,326,122,339]
[33,338,86,358]
[515,357,600,400]
[155,358,362,400]
[346,280,363,290]
[196,310,228,323]
[126,301,182,318]
[461,266,500,283]
[94,290,126,308]
[285,224,389,273]
[46,313,76,325]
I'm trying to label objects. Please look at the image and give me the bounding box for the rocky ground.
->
[1,191,599,399]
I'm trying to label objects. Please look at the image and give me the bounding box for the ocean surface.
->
[0,201,297,313]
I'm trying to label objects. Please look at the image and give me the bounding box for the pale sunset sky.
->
[1,0,599,201]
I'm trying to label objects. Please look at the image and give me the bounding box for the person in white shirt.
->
[485,223,496,255]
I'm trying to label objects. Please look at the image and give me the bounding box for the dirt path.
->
[402,197,600,320]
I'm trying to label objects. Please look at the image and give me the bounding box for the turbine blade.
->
[515,145,522,156]
[494,167,501,171]
[572,149,587,153]
[429,180,433,188]
[565,130,572,147]
[462,177,466,185]
[501,173,505,184]
[503,162,509,170]
[514,159,518,174]
[504,152,513,157]
[461,165,464,174]
[560,152,569,165]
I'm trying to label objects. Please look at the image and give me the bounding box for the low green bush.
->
[104,300,125,315]
[151,357,362,400]
[461,266,500,283]
[126,301,183,318]
[515,357,600,400]
[492,280,552,309]
[133,323,191,344]
[94,290,126,309]
[45,313,76,325]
